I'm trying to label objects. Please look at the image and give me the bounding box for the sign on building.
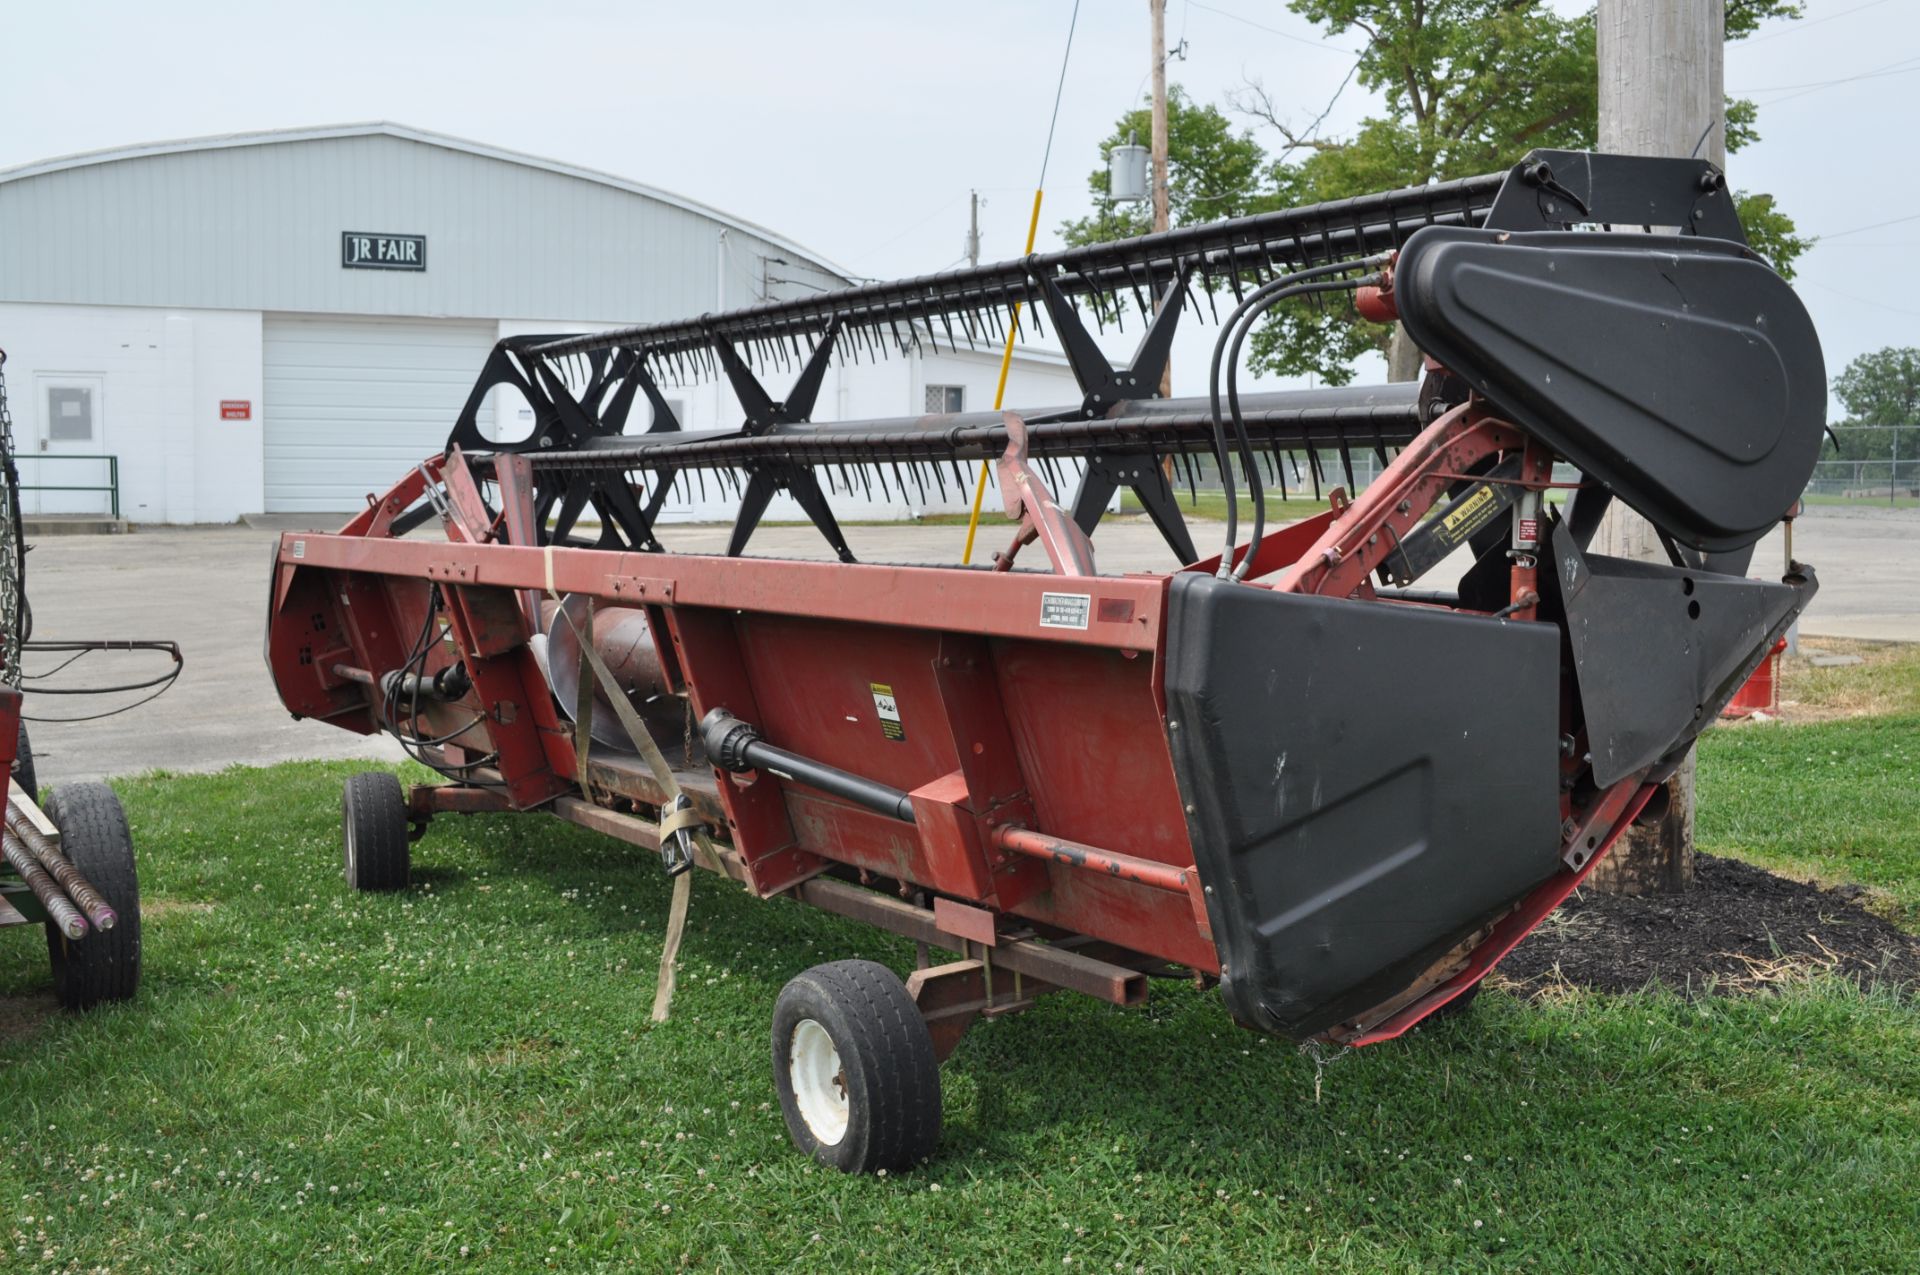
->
[341,232,426,271]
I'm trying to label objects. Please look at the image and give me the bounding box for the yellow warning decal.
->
[1438,486,1498,544]
[870,683,905,741]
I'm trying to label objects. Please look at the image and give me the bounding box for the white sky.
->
[2,0,1914,405]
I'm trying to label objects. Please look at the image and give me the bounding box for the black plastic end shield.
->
[1397,227,1825,552]
[1548,524,1817,786]
[1165,576,1562,1039]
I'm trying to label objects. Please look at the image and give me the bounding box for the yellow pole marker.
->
[962,187,1045,565]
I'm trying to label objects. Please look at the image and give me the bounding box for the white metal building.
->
[0,123,1077,524]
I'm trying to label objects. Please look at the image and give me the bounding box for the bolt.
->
[1185,804,1196,815]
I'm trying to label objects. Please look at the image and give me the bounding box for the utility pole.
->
[1150,0,1172,398]
[1587,0,1724,898]
[965,190,981,268]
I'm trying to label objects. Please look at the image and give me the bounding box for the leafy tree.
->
[1062,1,1809,386]
[1832,346,1920,466]
[1060,87,1268,245]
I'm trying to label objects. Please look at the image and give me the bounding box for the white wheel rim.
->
[789,1018,849,1146]
[344,808,358,878]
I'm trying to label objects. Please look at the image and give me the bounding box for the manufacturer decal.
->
[870,682,905,741]
[1039,592,1092,630]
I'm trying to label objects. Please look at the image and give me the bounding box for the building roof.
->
[0,121,856,283]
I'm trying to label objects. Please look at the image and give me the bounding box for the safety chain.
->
[1296,1038,1355,1105]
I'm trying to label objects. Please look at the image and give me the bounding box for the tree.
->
[1060,87,1269,253]
[1832,346,1920,475]
[1062,2,1809,385]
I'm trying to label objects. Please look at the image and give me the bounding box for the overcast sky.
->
[3,0,1913,404]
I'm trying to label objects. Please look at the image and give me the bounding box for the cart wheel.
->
[342,772,409,892]
[1426,982,1481,1022]
[12,720,35,805]
[43,783,140,1010]
[771,960,941,1174]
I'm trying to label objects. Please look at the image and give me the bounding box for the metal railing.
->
[1811,424,1918,508]
[17,453,119,519]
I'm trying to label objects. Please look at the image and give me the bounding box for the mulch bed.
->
[1499,854,1920,996]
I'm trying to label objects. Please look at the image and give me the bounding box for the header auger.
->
[266,149,1823,1172]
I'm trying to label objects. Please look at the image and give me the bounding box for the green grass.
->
[1798,492,1920,510]
[1698,713,1920,922]
[1119,488,1339,526]
[1780,641,1920,721]
[0,730,1916,1271]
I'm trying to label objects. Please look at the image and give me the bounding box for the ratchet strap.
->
[553,584,712,1023]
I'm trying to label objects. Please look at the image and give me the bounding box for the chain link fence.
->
[1146,423,1918,512]
[1806,423,1918,507]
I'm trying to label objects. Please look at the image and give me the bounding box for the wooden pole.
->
[1587,0,1724,897]
[1150,0,1171,399]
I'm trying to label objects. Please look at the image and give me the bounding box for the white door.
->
[263,315,494,513]
[23,373,110,516]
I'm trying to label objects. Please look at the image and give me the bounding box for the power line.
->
[1738,57,1920,93]
[1817,211,1920,241]
[857,191,969,258]
[1740,54,1920,105]
[1036,0,1084,190]
[1186,1,1360,55]
[1734,0,1895,48]
[1808,280,1920,321]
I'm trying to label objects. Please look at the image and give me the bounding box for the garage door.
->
[263,315,495,512]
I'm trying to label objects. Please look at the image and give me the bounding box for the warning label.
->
[870,683,905,741]
[1438,485,1498,545]
[1039,592,1092,630]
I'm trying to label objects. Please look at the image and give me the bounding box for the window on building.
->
[924,384,964,414]
[47,386,95,442]
[652,398,686,431]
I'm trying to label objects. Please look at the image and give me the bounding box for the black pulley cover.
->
[1396,228,1825,551]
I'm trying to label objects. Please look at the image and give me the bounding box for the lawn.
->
[1703,641,1920,923]
[1118,487,1335,527]
[2,665,1918,1270]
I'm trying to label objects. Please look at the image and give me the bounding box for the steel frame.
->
[263,146,1802,1061]
[268,389,1656,1045]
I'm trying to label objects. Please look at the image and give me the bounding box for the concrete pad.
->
[21,516,127,536]
[16,506,1917,783]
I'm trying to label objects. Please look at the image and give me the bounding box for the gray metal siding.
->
[0,133,843,322]
[263,314,494,512]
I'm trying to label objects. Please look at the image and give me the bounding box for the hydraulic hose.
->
[1205,253,1390,577]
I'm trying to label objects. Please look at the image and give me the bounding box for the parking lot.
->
[19,505,1915,784]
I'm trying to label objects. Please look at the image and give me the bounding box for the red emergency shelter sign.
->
[221,400,252,420]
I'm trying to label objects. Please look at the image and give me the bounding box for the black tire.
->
[342,772,409,892]
[43,782,140,1010]
[12,720,35,806]
[1425,982,1481,1021]
[771,960,941,1174]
